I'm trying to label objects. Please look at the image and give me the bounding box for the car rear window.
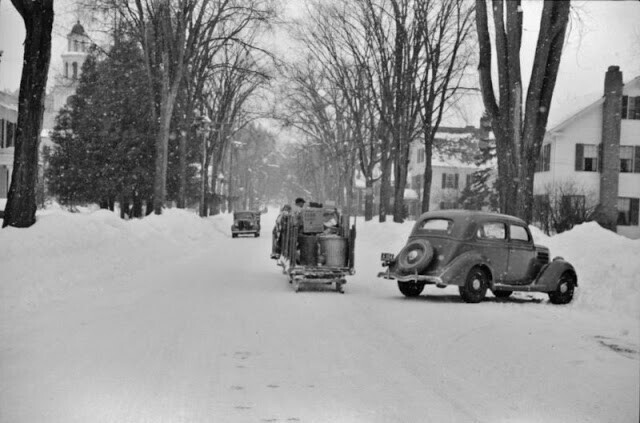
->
[417,218,454,234]
[235,213,254,220]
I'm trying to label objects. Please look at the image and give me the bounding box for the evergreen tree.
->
[46,40,155,217]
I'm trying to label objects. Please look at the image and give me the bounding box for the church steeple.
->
[62,20,90,81]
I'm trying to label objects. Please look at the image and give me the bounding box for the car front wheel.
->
[548,272,575,304]
[459,267,488,303]
[398,281,424,297]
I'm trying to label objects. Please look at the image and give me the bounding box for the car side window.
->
[510,224,530,242]
[476,222,506,240]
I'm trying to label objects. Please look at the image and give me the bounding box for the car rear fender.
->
[439,251,493,287]
[535,259,577,291]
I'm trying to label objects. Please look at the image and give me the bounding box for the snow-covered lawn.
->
[1,207,638,422]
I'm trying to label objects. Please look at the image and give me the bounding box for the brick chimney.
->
[597,66,623,231]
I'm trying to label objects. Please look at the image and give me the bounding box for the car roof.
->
[415,210,527,226]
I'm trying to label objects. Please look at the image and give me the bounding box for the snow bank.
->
[1,207,638,320]
[0,207,234,311]
[535,222,640,320]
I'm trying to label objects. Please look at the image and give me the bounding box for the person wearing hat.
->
[271,204,292,259]
[293,197,306,213]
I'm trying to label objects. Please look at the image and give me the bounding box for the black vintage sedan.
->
[378,210,577,304]
[231,211,261,238]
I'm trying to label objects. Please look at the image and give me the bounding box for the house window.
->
[412,175,422,192]
[74,40,79,52]
[0,165,9,197]
[620,146,633,173]
[72,62,78,79]
[536,144,551,172]
[6,121,15,148]
[622,96,640,120]
[617,197,639,226]
[441,173,459,189]
[561,195,585,214]
[439,201,457,210]
[575,143,599,172]
[0,119,4,148]
[465,173,473,188]
[417,147,425,163]
[65,62,69,78]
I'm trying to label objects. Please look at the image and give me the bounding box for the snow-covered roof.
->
[404,188,419,200]
[431,152,479,169]
[547,75,640,134]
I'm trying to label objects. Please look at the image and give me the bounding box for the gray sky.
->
[1,0,639,126]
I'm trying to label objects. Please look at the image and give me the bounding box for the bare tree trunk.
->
[476,0,569,221]
[177,126,188,208]
[3,0,53,228]
[364,179,374,221]
[421,139,433,213]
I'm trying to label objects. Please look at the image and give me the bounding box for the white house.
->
[407,126,491,215]
[533,66,640,239]
[0,91,18,210]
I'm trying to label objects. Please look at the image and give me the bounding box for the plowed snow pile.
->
[1,207,639,320]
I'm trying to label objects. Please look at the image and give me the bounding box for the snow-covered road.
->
[1,210,638,422]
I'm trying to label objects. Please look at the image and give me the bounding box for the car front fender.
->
[438,251,494,287]
[535,259,577,291]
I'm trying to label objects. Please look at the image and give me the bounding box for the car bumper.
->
[377,269,445,286]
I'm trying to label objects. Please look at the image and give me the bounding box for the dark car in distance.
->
[378,210,577,304]
[231,211,261,238]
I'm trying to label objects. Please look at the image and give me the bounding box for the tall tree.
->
[2,0,54,228]
[476,0,570,222]
[415,0,474,213]
[46,42,156,216]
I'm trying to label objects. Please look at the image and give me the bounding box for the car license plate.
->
[381,253,394,262]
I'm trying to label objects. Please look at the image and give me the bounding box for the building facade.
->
[42,21,90,139]
[0,91,18,208]
[406,126,490,217]
[533,66,640,239]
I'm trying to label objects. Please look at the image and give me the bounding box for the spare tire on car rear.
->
[396,239,434,274]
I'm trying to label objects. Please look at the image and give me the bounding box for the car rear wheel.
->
[398,281,425,297]
[255,232,260,237]
[459,267,488,303]
[492,290,512,298]
[395,239,434,274]
[232,233,238,238]
[548,272,575,304]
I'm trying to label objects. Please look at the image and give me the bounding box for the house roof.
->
[547,75,640,134]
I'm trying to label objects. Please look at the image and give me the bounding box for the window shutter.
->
[575,144,584,171]
[544,144,551,171]
[439,201,444,210]
[442,173,446,189]
[630,198,639,226]
[598,143,603,173]
[635,146,640,173]
[454,173,459,189]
